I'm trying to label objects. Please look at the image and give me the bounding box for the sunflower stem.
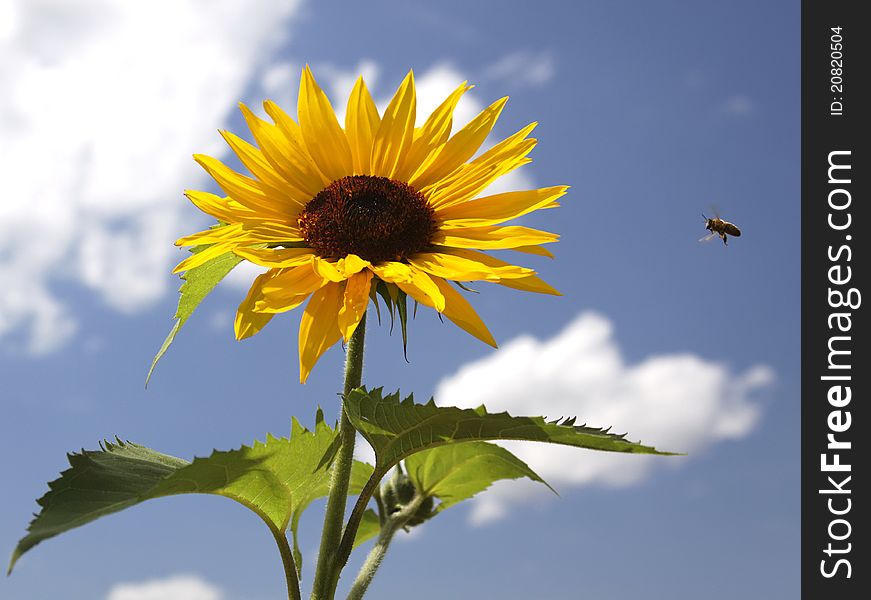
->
[311,313,367,600]
[345,492,425,600]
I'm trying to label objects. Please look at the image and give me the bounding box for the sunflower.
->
[175,67,566,382]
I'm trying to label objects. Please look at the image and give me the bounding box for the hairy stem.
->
[345,493,425,600]
[333,472,382,578]
[271,526,302,600]
[310,313,367,600]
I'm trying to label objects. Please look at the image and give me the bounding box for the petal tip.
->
[234,319,251,341]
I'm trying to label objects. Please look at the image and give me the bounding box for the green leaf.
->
[352,509,381,549]
[146,241,244,385]
[335,389,676,571]
[404,441,552,513]
[9,412,374,575]
[344,387,676,474]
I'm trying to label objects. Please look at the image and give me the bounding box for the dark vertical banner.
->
[802,1,868,597]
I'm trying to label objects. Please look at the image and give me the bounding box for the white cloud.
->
[106,574,223,600]
[222,259,268,291]
[0,0,302,353]
[483,51,556,88]
[403,62,479,129]
[354,432,377,466]
[721,94,755,117]
[434,312,775,524]
[206,308,233,334]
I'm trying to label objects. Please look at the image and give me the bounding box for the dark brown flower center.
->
[297,175,437,263]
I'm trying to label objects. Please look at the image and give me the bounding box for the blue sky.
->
[1,1,799,599]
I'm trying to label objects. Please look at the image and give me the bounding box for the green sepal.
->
[374,280,396,330]
[395,291,410,360]
[368,284,382,326]
[454,281,479,294]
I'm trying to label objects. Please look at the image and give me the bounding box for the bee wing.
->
[698,232,718,243]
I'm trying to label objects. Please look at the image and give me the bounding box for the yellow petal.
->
[233,247,315,268]
[437,186,568,226]
[311,257,347,282]
[172,241,237,274]
[299,283,344,383]
[298,66,353,182]
[235,271,277,339]
[424,123,537,209]
[370,70,416,178]
[337,269,373,341]
[396,81,472,181]
[336,254,371,276]
[255,264,327,313]
[240,103,327,196]
[370,263,445,312]
[440,251,561,295]
[176,222,301,250]
[219,129,308,212]
[262,99,329,189]
[409,97,508,189]
[248,220,303,239]
[311,254,374,282]
[498,273,561,295]
[193,154,286,218]
[345,76,381,175]
[426,155,535,212]
[369,261,414,284]
[408,250,534,281]
[431,277,496,347]
[433,225,558,250]
[511,244,555,258]
[184,190,255,224]
[175,223,245,248]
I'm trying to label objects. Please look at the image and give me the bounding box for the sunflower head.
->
[175,66,566,383]
[297,175,437,262]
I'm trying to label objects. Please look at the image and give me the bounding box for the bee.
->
[700,213,741,246]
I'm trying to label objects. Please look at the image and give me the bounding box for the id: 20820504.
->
[830,26,845,116]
